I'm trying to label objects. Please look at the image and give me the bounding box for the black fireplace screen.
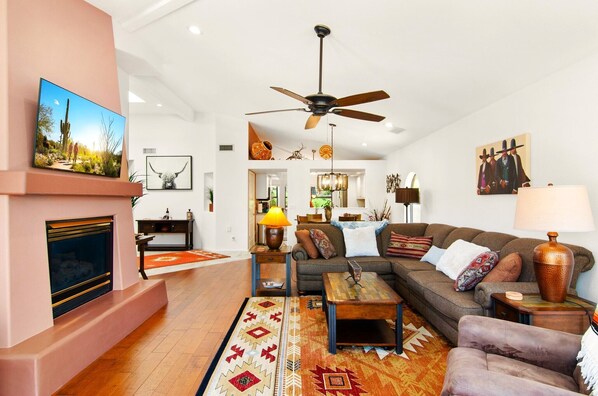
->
[46,217,113,318]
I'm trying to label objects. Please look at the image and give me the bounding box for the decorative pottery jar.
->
[251,141,273,160]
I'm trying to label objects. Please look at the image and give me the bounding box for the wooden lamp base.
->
[533,232,574,303]
[265,226,284,250]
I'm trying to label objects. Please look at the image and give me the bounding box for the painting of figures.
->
[33,79,125,178]
[475,133,531,195]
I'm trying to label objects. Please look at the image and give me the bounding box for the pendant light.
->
[317,123,348,192]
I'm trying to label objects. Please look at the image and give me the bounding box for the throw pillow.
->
[577,305,598,394]
[295,229,319,259]
[342,226,380,257]
[453,251,499,291]
[420,245,447,265]
[386,232,433,259]
[436,239,490,280]
[481,252,522,283]
[309,228,337,259]
[330,219,389,235]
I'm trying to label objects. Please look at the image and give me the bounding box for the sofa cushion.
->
[471,231,517,252]
[342,226,380,257]
[420,245,446,265]
[296,256,392,276]
[423,282,483,322]
[436,239,490,280]
[487,354,579,392]
[407,270,452,297]
[386,232,432,259]
[331,219,388,235]
[454,251,499,291]
[481,252,522,283]
[309,229,337,259]
[390,258,435,280]
[441,227,484,249]
[424,223,456,248]
[295,229,319,259]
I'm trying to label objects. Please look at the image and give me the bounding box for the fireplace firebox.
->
[46,217,114,318]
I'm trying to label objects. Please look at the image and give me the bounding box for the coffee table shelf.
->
[322,272,403,354]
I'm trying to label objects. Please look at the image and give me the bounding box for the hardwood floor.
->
[55,258,295,395]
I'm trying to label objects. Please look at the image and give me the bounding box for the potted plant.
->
[207,187,214,212]
[129,171,145,208]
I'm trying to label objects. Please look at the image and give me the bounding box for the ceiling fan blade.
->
[331,90,390,107]
[332,108,386,122]
[271,87,312,105]
[305,115,321,129]
[245,108,306,116]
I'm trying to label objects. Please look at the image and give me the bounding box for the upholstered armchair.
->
[442,315,590,395]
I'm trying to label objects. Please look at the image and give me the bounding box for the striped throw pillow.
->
[386,232,433,258]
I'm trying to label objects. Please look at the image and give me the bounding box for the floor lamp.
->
[396,188,420,223]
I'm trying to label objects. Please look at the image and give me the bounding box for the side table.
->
[492,293,595,335]
[250,245,291,297]
[136,235,155,280]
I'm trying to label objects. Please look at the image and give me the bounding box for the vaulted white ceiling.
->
[87,0,598,159]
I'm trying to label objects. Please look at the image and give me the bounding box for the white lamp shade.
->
[514,185,595,232]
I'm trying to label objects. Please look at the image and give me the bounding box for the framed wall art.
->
[146,155,192,190]
[475,133,530,195]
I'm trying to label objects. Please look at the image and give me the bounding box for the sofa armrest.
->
[474,282,539,309]
[292,243,308,261]
[457,315,581,375]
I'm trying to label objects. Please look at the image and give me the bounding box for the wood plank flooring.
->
[55,258,295,395]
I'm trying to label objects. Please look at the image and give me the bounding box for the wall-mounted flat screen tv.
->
[33,78,125,178]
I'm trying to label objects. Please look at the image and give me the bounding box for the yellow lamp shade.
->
[259,206,292,227]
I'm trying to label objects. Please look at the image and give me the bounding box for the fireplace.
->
[46,217,114,318]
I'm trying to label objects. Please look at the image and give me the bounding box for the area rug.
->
[139,250,230,269]
[197,296,450,395]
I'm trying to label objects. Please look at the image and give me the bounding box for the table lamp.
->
[514,185,595,302]
[259,206,292,250]
[395,188,420,223]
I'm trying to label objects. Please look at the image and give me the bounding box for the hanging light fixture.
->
[317,123,348,192]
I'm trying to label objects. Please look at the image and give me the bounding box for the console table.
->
[136,219,194,251]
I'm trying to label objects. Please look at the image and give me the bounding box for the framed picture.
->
[146,155,192,190]
[475,133,530,195]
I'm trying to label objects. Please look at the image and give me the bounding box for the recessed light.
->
[128,91,145,103]
[188,25,201,35]
[156,103,163,107]
[385,122,393,129]
[362,142,367,147]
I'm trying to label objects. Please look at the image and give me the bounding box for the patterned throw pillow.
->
[295,230,319,259]
[454,251,499,291]
[481,252,522,283]
[386,232,433,259]
[309,229,337,259]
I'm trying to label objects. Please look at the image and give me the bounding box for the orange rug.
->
[139,250,230,269]
[198,296,450,395]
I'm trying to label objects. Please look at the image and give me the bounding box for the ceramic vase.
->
[251,141,273,160]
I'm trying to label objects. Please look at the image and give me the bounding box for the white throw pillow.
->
[435,239,490,280]
[420,245,446,266]
[342,226,380,257]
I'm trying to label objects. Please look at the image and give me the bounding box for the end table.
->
[250,245,291,297]
[492,293,595,335]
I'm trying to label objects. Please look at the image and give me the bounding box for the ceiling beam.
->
[121,0,197,32]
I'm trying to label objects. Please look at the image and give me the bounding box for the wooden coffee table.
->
[322,272,403,354]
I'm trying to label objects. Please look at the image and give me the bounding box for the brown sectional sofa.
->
[291,222,595,345]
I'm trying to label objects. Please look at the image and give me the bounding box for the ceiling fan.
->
[246,25,390,130]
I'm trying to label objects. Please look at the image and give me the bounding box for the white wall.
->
[386,51,598,301]
[129,113,215,249]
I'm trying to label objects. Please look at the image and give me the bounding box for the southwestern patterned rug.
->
[139,250,230,269]
[197,296,450,395]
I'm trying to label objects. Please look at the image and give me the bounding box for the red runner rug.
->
[139,250,230,269]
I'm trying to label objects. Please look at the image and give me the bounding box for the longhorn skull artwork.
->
[146,156,192,190]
